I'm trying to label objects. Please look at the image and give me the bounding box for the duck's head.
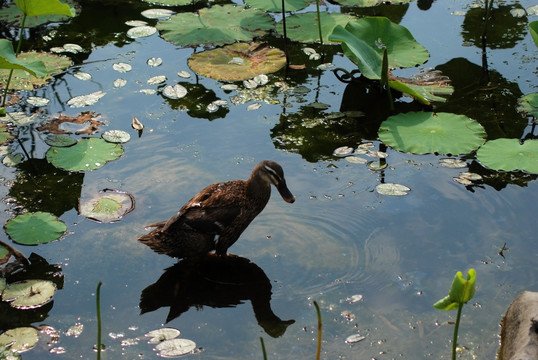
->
[255,160,295,203]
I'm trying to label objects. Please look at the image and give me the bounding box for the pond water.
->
[0,0,537,358]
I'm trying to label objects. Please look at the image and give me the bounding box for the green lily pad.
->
[2,279,56,309]
[530,21,538,48]
[5,211,67,245]
[0,51,72,90]
[333,0,413,6]
[188,42,286,81]
[388,69,454,105]
[376,183,410,196]
[155,339,196,357]
[329,17,429,79]
[0,122,14,145]
[44,134,77,147]
[0,327,39,353]
[0,0,77,27]
[156,5,274,47]
[46,137,123,172]
[102,130,131,144]
[245,0,310,12]
[378,112,486,155]
[0,39,47,77]
[277,12,356,44]
[516,92,538,118]
[145,328,181,344]
[79,189,135,223]
[476,139,538,174]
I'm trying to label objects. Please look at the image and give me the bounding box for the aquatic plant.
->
[434,269,476,360]
[96,281,102,360]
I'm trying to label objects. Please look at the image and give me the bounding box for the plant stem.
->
[260,337,267,360]
[281,0,289,68]
[313,301,322,360]
[452,303,463,360]
[1,13,27,108]
[96,281,102,360]
[315,0,323,46]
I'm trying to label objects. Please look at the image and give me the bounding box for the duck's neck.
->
[247,171,271,201]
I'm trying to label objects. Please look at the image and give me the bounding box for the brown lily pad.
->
[188,42,286,81]
[37,111,104,135]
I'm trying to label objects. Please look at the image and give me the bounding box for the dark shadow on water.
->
[139,255,295,338]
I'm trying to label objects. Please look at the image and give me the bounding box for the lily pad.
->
[5,211,67,245]
[516,92,538,118]
[102,130,131,143]
[44,134,77,147]
[476,139,538,174]
[2,279,56,309]
[277,12,356,44]
[46,137,123,172]
[245,0,310,12]
[378,112,487,155]
[0,39,47,78]
[0,122,14,145]
[188,43,286,81]
[127,25,157,38]
[163,84,187,99]
[155,338,197,357]
[376,183,410,196]
[79,189,135,223]
[156,5,274,47]
[0,0,76,27]
[67,91,106,107]
[334,0,413,6]
[0,327,39,353]
[0,51,72,90]
[145,328,180,344]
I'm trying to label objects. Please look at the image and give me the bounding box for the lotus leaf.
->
[332,0,413,6]
[145,328,181,344]
[516,92,538,118]
[155,339,196,357]
[476,139,538,174]
[142,0,194,5]
[156,5,275,47]
[531,21,538,48]
[376,183,410,196]
[0,327,39,353]
[0,0,77,27]
[0,39,46,77]
[0,51,72,90]
[0,123,14,145]
[277,12,356,44]
[2,279,56,309]
[5,211,67,245]
[188,43,286,81]
[79,189,135,223]
[102,130,130,144]
[46,137,123,172]
[245,0,310,12]
[44,134,77,147]
[388,78,453,105]
[378,112,486,155]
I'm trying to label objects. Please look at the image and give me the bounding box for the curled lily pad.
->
[113,62,132,73]
[157,5,274,47]
[102,130,131,143]
[188,43,286,81]
[163,84,187,99]
[476,139,538,174]
[46,137,123,172]
[67,91,106,108]
[378,112,487,155]
[2,279,56,309]
[0,327,39,353]
[2,153,24,167]
[333,146,354,156]
[45,134,77,147]
[79,189,135,223]
[126,25,157,39]
[5,211,67,245]
[376,183,410,196]
[145,328,180,344]
[155,338,196,357]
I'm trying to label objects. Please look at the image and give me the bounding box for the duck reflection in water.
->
[139,255,295,338]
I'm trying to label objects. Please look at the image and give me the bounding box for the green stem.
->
[313,301,322,360]
[315,0,323,46]
[1,13,27,108]
[452,303,463,360]
[96,281,102,360]
[260,337,267,360]
[281,0,289,68]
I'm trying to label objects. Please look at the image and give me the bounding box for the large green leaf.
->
[46,137,123,172]
[378,112,487,155]
[277,12,357,44]
[531,21,538,48]
[5,212,67,245]
[476,139,538,174]
[14,0,74,17]
[332,0,414,6]
[245,0,310,12]
[0,39,47,77]
[0,0,76,27]
[156,5,274,47]
[389,78,454,104]
[188,42,286,81]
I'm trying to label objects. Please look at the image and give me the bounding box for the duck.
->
[138,160,295,258]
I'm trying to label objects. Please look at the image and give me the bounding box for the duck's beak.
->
[277,181,295,203]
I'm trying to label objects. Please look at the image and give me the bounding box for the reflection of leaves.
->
[462,5,527,49]
[161,82,229,121]
[188,43,286,81]
[37,111,104,135]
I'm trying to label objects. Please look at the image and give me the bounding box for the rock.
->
[499,291,538,360]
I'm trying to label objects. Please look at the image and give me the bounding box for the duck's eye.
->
[264,165,282,185]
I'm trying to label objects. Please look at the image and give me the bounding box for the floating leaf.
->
[334,0,413,6]
[46,137,123,172]
[333,146,354,156]
[79,189,135,223]
[163,84,187,99]
[247,103,261,111]
[516,92,538,118]
[147,75,167,85]
[147,57,163,67]
[439,158,467,168]
[126,20,147,27]
[188,42,286,81]
[245,0,310,12]
[378,112,486,155]
[145,328,181,344]
[0,327,39,353]
[27,96,50,106]
[476,139,538,174]
[112,62,132,73]
[0,123,15,145]
[155,339,196,357]
[345,156,367,164]
[127,25,157,39]
[278,12,356,44]
[141,8,175,19]
[114,78,127,88]
[67,91,106,108]
[2,279,56,309]
[73,71,91,80]
[102,130,130,143]
[156,5,274,47]
[177,70,191,78]
[2,153,24,167]
[44,134,77,147]
[5,211,66,245]
[345,334,366,343]
[376,183,410,196]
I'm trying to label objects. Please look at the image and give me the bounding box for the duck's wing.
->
[161,181,244,233]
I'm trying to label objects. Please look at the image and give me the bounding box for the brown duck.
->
[138,160,295,258]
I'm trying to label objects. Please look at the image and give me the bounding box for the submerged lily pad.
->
[378,112,486,155]
[0,327,39,353]
[188,43,286,81]
[476,139,538,174]
[44,134,77,147]
[277,12,356,44]
[2,279,56,309]
[5,212,67,245]
[79,189,135,223]
[46,137,123,172]
[157,5,274,47]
